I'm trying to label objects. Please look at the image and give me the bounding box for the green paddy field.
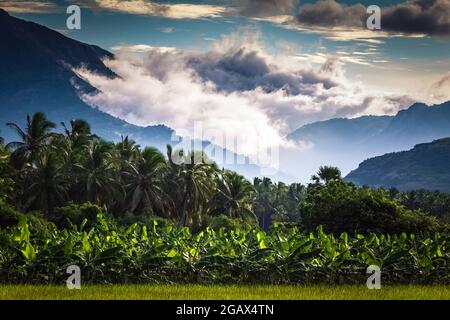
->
[0,285,449,300]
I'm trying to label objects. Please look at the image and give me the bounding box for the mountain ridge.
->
[289,100,450,150]
[0,7,175,150]
[0,9,291,181]
[283,100,450,181]
[345,137,450,192]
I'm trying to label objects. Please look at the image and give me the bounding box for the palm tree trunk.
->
[179,189,189,227]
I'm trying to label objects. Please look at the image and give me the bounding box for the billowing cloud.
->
[76,57,286,160]
[295,0,450,37]
[185,47,338,95]
[78,0,229,19]
[296,0,365,28]
[74,33,413,162]
[381,0,450,37]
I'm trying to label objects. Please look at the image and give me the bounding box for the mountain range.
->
[0,8,174,150]
[0,9,287,180]
[284,100,450,182]
[289,100,450,153]
[346,138,450,192]
[2,8,450,186]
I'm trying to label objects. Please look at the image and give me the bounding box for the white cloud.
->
[74,33,413,162]
[111,44,177,53]
[161,27,174,33]
[80,0,229,19]
[0,1,59,13]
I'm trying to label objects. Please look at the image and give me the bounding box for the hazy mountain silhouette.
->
[0,9,291,181]
[285,100,450,181]
[379,102,450,149]
[288,115,392,152]
[346,138,450,192]
[0,8,174,150]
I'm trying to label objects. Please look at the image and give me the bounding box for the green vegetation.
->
[391,188,450,223]
[1,112,446,234]
[0,112,449,286]
[346,138,450,193]
[1,284,449,300]
[302,180,440,234]
[0,214,449,284]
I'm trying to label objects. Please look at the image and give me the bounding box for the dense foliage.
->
[1,112,449,285]
[0,112,448,235]
[346,137,450,193]
[390,189,450,223]
[0,213,448,284]
[302,181,440,235]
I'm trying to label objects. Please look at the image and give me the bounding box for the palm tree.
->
[312,166,342,185]
[75,140,123,206]
[24,152,68,214]
[0,141,13,202]
[50,120,94,203]
[6,112,56,168]
[115,136,141,180]
[116,136,140,164]
[285,183,305,221]
[253,177,282,230]
[124,147,168,215]
[166,145,216,226]
[209,171,256,220]
[61,119,93,150]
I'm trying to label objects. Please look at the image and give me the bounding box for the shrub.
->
[0,200,21,228]
[399,210,444,234]
[202,214,256,231]
[0,200,51,231]
[0,221,449,285]
[116,211,171,228]
[50,202,105,229]
[301,181,442,235]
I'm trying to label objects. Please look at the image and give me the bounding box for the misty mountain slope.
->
[345,138,450,193]
[288,115,392,151]
[0,8,174,149]
[284,100,450,181]
[289,100,450,152]
[0,9,290,181]
[379,101,450,149]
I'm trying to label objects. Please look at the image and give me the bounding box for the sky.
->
[1,0,450,168]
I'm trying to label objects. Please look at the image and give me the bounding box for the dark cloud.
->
[235,0,298,17]
[185,47,337,95]
[295,0,450,37]
[296,0,366,28]
[382,0,450,36]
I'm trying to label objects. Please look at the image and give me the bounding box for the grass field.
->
[0,285,449,300]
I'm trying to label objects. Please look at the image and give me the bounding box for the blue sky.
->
[1,0,449,176]
[3,0,449,97]
[2,0,450,160]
